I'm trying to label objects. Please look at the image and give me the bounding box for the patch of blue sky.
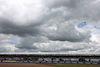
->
[78,22,87,28]
[94,26,100,29]
[11,39,19,43]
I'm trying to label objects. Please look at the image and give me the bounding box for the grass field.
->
[0,63,52,67]
[0,63,100,67]
[42,63,100,67]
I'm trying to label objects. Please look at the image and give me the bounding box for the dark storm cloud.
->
[43,0,100,22]
[0,18,91,42]
[41,48,83,52]
[0,0,99,37]
[0,48,9,52]
[0,18,43,36]
[42,0,81,9]
[15,36,48,51]
[40,48,82,52]
[46,22,91,42]
[15,36,38,49]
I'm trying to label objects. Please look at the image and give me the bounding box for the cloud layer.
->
[46,22,91,42]
[0,0,100,54]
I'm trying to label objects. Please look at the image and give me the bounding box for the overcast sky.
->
[0,0,100,54]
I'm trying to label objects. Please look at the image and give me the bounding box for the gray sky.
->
[0,0,100,54]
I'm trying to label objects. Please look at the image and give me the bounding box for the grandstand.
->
[0,53,100,64]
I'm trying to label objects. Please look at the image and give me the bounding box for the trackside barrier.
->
[19,61,22,63]
[93,62,99,64]
[23,61,28,63]
[73,62,77,64]
[46,61,49,63]
[0,60,100,64]
[35,61,39,63]
[92,62,94,64]
[78,62,80,64]
[2,61,16,63]
[59,61,61,63]
[79,62,84,64]
[60,61,64,63]
[53,61,55,63]
[39,61,42,63]
[87,62,92,64]
[16,61,20,63]
[85,62,87,64]
[49,61,52,63]
[29,61,34,63]
[42,61,46,63]
[67,62,71,63]
[94,62,99,64]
